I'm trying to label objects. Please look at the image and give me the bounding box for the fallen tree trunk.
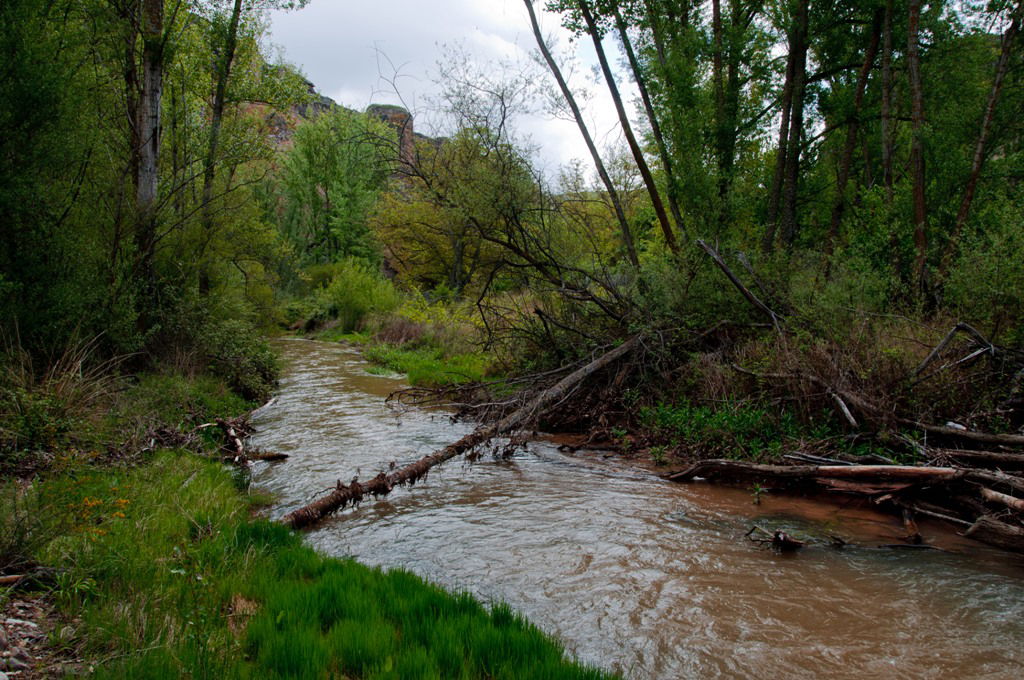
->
[666,459,963,484]
[963,515,1024,552]
[933,448,1024,469]
[902,421,1024,447]
[979,487,1024,513]
[282,336,641,530]
[667,458,1024,553]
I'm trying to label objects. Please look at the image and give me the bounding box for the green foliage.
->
[641,401,798,461]
[0,335,121,463]
[0,482,55,574]
[200,320,279,403]
[945,200,1024,345]
[362,344,493,387]
[312,259,402,333]
[271,109,394,267]
[116,373,253,432]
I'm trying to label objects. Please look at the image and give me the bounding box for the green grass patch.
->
[640,401,799,461]
[11,453,614,679]
[116,373,254,429]
[362,343,493,387]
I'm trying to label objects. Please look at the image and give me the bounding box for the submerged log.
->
[282,336,641,530]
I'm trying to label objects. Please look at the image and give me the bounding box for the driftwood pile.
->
[668,452,1024,552]
[666,242,1024,553]
[148,415,288,467]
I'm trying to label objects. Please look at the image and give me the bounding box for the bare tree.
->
[578,0,679,253]
[523,0,640,268]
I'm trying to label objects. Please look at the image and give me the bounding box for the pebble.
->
[0,628,7,650]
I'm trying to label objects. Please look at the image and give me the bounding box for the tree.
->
[273,109,394,265]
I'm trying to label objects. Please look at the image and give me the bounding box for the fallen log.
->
[933,448,1024,469]
[245,451,289,463]
[282,336,641,530]
[962,516,1024,552]
[666,459,964,484]
[904,421,1024,447]
[979,487,1024,513]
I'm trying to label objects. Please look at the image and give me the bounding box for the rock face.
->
[261,79,340,147]
[366,104,415,167]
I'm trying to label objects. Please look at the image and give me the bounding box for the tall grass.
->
[24,453,615,679]
[0,332,123,461]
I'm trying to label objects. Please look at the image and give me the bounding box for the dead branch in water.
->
[666,458,1024,553]
[282,336,641,530]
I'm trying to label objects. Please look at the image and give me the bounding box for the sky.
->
[265,0,627,177]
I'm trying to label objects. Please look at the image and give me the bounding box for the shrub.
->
[199,319,279,403]
[316,259,401,332]
[946,210,1024,346]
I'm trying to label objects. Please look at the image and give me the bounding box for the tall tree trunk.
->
[523,0,640,269]
[123,8,140,197]
[780,0,809,248]
[712,0,726,162]
[764,7,798,253]
[718,0,751,231]
[199,0,244,295]
[135,0,163,293]
[612,6,686,236]
[827,8,883,250]
[907,0,928,294]
[579,1,678,253]
[939,3,1022,279]
[880,0,894,202]
[711,0,729,231]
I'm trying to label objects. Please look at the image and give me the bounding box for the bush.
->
[315,258,401,332]
[199,319,279,403]
[640,400,798,460]
[946,211,1024,346]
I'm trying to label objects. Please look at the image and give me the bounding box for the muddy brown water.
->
[251,338,1024,679]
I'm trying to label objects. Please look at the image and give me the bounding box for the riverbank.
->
[0,363,614,678]
[306,321,1024,554]
[3,452,612,679]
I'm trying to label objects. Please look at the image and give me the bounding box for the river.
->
[251,338,1024,679]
